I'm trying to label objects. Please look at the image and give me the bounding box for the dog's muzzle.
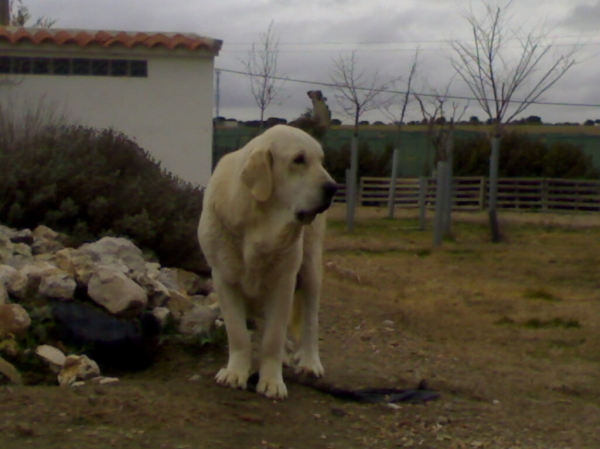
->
[296,182,339,224]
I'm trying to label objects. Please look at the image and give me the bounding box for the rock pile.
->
[0,224,220,385]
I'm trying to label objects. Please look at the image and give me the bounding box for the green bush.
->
[453,131,600,179]
[324,141,394,183]
[0,124,208,274]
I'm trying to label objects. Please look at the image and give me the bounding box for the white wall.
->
[0,46,215,188]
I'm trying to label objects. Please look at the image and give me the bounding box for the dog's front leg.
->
[213,272,252,390]
[257,273,296,399]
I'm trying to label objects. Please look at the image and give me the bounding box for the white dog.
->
[198,125,338,399]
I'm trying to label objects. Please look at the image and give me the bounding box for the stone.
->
[151,307,171,328]
[165,289,194,320]
[91,376,120,385]
[58,354,101,386]
[0,265,27,299]
[12,243,32,258]
[0,354,22,384]
[179,305,219,336]
[0,304,31,337]
[52,248,96,286]
[17,261,62,298]
[87,268,148,317]
[77,237,147,276]
[31,225,65,255]
[132,273,171,308]
[52,301,161,371]
[38,270,77,300]
[158,268,212,296]
[0,284,7,305]
[9,228,33,245]
[145,262,161,279]
[35,345,66,373]
[0,234,14,264]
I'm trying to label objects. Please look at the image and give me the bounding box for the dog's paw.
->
[256,376,288,400]
[294,351,324,378]
[215,368,249,390]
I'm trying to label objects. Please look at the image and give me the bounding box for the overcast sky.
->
[23,0,600,124]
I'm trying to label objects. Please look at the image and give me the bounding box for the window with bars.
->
[0,56,148,78]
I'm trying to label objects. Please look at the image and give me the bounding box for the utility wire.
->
[216,67,600,109]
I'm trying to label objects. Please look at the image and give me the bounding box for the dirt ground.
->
[2,205,600,449]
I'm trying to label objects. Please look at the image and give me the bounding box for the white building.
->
[0,27,222,188]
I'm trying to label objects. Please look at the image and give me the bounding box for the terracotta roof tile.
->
[0,27,222,54]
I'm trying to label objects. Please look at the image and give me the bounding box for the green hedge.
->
[0,125,208,274]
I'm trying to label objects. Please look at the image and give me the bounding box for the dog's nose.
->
[322,182,339,201]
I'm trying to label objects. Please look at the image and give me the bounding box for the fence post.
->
[346,137,359,232]
[541,178,548,212]
[387,148,401,219]
[488,136,501,242]
[418,176,427,230]
[478,176,485,210]
[433,161,448,247]
[345,169,355,232]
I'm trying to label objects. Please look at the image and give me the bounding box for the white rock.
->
[0,284,7,305]
[151,307,171,328]
[38,270,77,300]
[158,268,211,295]
[17,261,62,297]
[52,248,96,286]
[0,354,22,384]
[0,234,14,264]
[179,305,219,336]
[165,289,194,320]
[35,345,66,372]
[12,243,32,258]
[58,355,101,387]
[133,274,171,308]
[77,237,147,276]
[31,225,64,255]
[93,376,120,385]
[0,303,31,337]
[87,268,148,317]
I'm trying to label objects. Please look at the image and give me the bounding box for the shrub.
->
[453,131,600,179]
[323,141,393,183]
[0,123,208,274]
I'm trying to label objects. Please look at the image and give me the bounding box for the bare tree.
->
[380,49,420,141]
[330,51,396,137]
[242,21,285,132]
[379,49,420,219]
[415,81,468,246]
[9,0,55,27]
[329,51,397,230]
[450,0,578,242]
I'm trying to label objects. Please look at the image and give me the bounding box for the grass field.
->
[1,206,599,448]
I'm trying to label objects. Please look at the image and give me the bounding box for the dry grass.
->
[318,204,600,445]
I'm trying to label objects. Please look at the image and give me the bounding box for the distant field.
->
[214,124,600,176]
[331,123,600,135]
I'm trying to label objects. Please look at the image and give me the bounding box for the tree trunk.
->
[442,134,453,237]
[387,148,400,219]
[347,137,359,231]
[433,161,448,247]
[488,136,501,242]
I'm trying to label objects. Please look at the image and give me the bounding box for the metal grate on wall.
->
[0,56,148,77]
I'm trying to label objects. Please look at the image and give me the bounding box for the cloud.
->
[561,1,600,31]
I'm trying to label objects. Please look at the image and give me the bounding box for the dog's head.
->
[241,125,338,224]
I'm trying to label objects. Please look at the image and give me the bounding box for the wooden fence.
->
[333,177,600,212]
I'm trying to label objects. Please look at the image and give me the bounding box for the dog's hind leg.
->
[292,248,325,378]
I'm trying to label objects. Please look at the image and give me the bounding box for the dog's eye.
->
[293,154,306,165]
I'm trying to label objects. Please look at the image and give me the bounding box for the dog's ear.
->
[241,145,273,202]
